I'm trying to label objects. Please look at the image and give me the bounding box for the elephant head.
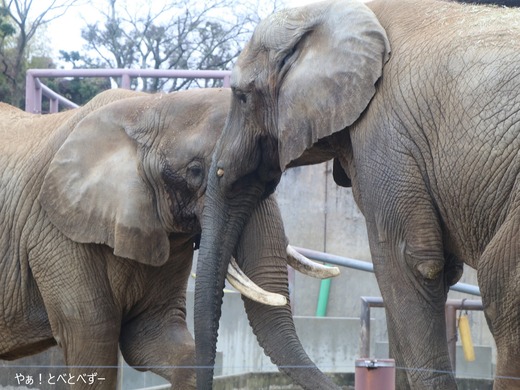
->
[198,0,520,388]
[195,0,390,388]
[35,88,337,387]
[39,89,230,266]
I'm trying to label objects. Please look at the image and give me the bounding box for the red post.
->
[355,359,395,390]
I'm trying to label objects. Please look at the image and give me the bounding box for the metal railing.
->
[293,246,481,296]
[359,297,483,373]
[295,247,484,373]
[25,68,232,114]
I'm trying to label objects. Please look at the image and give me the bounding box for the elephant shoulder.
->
[83,89,149,111]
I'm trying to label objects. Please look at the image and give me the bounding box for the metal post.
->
[315,277,331,317]
[360,297,483,377]
[49,98,59,113]
[25,71,36,113]
[445,304,457,372]
[121,73,132,89]
[34,81,42,114]
[359,297,384,358]
[223,74,231,87]
[360,298,371,358]
[25,71,42,113]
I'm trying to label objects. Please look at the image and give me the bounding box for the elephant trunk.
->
[238,197,339,390]
[194,164,263,389]
[193,218,227,389]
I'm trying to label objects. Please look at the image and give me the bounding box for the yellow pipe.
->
[458,315,475,362]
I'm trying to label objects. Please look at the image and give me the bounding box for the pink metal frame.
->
[25,68,232,113]
[360,296,484,373]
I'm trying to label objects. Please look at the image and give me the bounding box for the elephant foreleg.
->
[363,177,456,389]
[33,248,122,389]
[120,309,195,388]
[46,305,121,389]
[119,245,195,389]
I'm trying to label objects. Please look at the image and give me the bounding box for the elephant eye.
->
[187,161,203,178]
[280,46,297,71]
[233,88,248,105]
[186,160,204,189]
[237,92,247,104]
[189,166,202,177]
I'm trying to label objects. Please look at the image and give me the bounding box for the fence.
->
[25,68,231,114]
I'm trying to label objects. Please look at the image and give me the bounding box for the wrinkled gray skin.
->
[196,0,520,389]
[0,88,328,389]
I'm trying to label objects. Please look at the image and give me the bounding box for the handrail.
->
[293,246,481,296]
[37,79,79,111]
[25,68,232,114]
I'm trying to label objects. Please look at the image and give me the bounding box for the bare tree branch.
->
[0,0,83,105]
[81,0,287,91]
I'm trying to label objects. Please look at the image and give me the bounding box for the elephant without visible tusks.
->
[0,88,338,389]
[196,0,520,389]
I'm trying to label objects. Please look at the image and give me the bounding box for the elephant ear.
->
[265,0,390,169]
[39,99,170,266]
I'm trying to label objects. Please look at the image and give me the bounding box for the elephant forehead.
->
[158,119,222,167]
[231,61,258,90]
[157,90,229,129]
[164,132,214,161]
[232,43,270,85]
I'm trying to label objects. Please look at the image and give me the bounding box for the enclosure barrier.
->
[25,68,232,114]
[293,246,481,296]
[360,296,483,373]
[295,247,483,386]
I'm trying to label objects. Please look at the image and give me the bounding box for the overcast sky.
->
[45,0,321,63]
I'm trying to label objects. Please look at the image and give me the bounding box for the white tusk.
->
[226,258,287,307]
[286,245,340,279]
[216,167,224,177]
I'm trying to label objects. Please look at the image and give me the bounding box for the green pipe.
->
[315,277,332,317]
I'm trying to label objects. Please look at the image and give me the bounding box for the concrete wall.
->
[189,292,375,376]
